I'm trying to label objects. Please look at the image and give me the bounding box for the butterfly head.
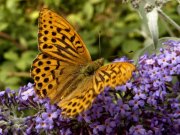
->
[95,58,104,67]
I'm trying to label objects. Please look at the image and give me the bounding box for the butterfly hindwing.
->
[58,88,96,117]
[31,53,59,98]
[31,53,81,101]
[93,62,135,94]
[58,78,96,117]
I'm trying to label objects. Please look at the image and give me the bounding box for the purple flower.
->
[129,125,147,135]
[60,128,72,135]
[41,111,58,122]
[0,40,179,134]
[35,117,54,130]
[157,54,170,67]
[129,99,144,110]
[133,86,147,100]
[115,99,130,116]
[113,56,133,63]
[21,87,34,100]
[93,124,105,134]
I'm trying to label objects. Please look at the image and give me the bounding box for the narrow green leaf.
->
[146,8,159,48]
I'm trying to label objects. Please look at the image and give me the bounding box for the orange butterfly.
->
[31,8,135,118]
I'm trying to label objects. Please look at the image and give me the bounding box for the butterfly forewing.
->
[38,8,92,64]
[32,8,92,99]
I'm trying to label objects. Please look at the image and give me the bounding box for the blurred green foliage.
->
[0,0,179,89]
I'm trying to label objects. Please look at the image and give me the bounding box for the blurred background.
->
[0,0,179,90]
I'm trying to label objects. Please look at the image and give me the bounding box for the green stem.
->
[158,9,180,31]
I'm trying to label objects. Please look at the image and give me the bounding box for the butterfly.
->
[31,8,135,118]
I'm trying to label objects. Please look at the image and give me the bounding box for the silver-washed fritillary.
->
[31,8,135,118]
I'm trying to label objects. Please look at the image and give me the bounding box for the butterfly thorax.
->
[80,58,104,76]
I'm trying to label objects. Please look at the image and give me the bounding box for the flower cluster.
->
[0,40,179,135]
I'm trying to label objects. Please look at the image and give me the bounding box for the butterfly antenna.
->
[98,31,102,58]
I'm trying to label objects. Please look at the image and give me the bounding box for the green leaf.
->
[16,51,36,71]
[110,35,124,48]
[90,0,103,4]
[29,11,39,20]
[122,40,141,54]
[146,8,159,48]
[136,1,159,48]
[0,22,8,31]
[67,13,85,27]
[5,77,20,90]
[83,2,94,20]
[4,51,19,61]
